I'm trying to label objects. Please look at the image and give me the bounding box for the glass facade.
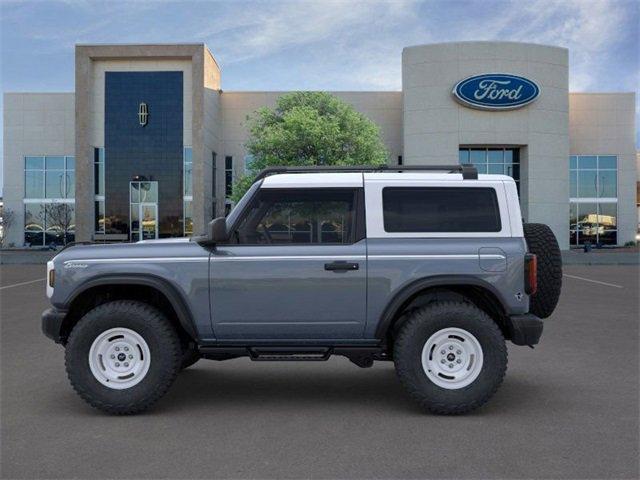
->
[570,155,618,246]
[24,155,75,246]
[459,148,520,192]
[104,71,183,238]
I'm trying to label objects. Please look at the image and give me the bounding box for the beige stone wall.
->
[2,93,75,246]
[192,47,221,232]
[402,41,570,248]
[569,92,637,244]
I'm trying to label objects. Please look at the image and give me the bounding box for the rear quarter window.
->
[382,187,501,233]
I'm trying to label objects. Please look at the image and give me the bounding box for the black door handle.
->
[324,261,359,272]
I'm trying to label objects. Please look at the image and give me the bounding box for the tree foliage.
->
[232,92,388,202]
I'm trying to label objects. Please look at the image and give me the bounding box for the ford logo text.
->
[452,73,540,110]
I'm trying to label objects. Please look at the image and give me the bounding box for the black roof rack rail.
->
[254,163,478,182]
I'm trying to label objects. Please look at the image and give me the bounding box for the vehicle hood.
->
[52,238,208,264]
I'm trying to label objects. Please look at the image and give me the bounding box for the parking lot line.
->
[0,278,45,290]
[563,273,623,289]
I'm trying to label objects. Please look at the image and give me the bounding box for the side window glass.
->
[235,189,355,245]
[382,187,501,233]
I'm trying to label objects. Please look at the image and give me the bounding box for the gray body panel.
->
[49,239,215,340]
[364,237,528,338]
[210,241,367,340]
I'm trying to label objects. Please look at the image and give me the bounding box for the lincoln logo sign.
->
[138,102,149,126]
[452,73,540,110]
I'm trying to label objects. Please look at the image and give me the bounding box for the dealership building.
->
[2,41,638,249]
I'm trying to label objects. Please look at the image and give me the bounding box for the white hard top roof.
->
[261,172,514,188]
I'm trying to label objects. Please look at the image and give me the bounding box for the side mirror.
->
[209,217,229,243]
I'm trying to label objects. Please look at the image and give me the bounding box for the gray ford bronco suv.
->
[42,164,562,415]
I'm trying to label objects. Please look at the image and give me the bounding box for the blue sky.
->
[1,0,638,191]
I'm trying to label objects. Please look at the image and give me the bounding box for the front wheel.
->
[65,300,182,415]
[393,301,507,414]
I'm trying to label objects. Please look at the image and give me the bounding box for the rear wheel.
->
[393,301,507,414]
[65,300,182,415]
[523,223,562,318]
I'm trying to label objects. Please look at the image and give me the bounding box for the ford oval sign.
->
[452,73,540,110]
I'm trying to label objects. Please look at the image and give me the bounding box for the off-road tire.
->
[393,301,507,415]
[523,222,562,318]
[180,346,200,370]
[65,300,182,415]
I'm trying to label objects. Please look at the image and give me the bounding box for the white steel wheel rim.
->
[88,328,151,390]
[421,327,484,390]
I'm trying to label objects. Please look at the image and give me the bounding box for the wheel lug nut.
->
[115,347,120,352]
[115,362,120,367]
[441,359,445,364]
[124,362,129,367]
[456,359,462,364]
[440,350,445,355]
[110,354,115,359]
[449,346,454,350]
[124,347,129,352]
[129,354,133,359]
[456,350,461,355]
[448,363,454,368]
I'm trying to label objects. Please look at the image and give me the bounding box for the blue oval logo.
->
[453,73,540,110]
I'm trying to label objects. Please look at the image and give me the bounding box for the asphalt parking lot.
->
[1,264,638,479]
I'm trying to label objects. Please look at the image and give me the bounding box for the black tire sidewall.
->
[523,223,562,319]
[65,301,181,412]
[394,302,507,412]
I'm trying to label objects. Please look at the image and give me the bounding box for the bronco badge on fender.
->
[453,73,540,110]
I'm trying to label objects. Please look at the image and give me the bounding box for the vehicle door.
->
[210,185,367,340]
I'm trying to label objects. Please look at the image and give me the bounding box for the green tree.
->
[232,92,388,202]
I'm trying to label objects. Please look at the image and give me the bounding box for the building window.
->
[570,155,617,246]
[225,156,233,197]
[398,155,403,166]
[23,155,75,246]
[211,152,217,201]
[459,148,520,192]
[184,200,193,236]
[244,154,255,173]
[94,148,105,234]
[25,155,75,200]
[183,147,193,197]
[182,147,193,236]
[212,151,217,219]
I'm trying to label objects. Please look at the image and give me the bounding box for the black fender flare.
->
[64,273,198,339]
[374,275,509,339]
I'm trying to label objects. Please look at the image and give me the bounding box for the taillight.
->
[524,253,537,295]
[46,260,55,299]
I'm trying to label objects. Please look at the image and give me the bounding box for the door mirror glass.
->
[209,217,229,243]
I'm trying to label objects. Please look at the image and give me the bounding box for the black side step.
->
[249,347,331,362]
[198,345,387,368]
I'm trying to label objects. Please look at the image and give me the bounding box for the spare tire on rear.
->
[523,223,562,318]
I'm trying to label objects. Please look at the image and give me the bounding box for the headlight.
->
[46,261,55,298]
